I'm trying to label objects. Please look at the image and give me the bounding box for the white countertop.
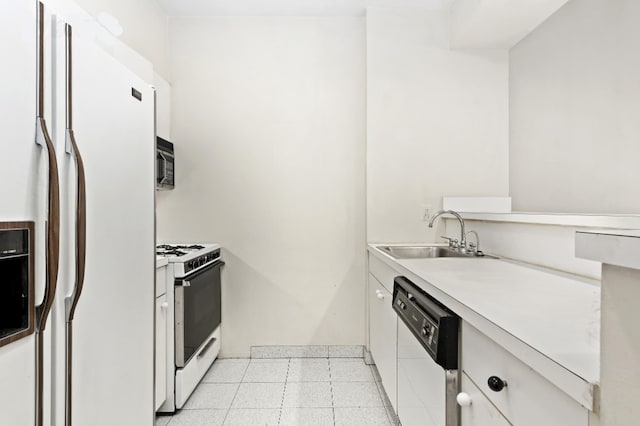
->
[576,229,640,270]
[156,256,169,269]
[368,244,600,410]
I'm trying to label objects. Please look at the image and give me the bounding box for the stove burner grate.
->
[174,244,205,250]
[156,245,188,256]
[157,244,205,251]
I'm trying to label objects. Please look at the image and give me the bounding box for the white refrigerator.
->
[0,1,156,425]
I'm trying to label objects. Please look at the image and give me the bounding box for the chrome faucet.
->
[465,230,480,254]
[428,210,466,250]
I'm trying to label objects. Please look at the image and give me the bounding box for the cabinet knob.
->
[456,392,472,407]
[376,292,385,300]
[487,376,507,392]
[161,302,169,310]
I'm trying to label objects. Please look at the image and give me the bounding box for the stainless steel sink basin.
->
[378,245,496,260]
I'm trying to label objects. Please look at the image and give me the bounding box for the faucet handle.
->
[440,236,458,248]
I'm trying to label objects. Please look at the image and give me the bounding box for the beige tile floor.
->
[156,358,399,426]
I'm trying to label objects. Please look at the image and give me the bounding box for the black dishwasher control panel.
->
[393,276,459,370]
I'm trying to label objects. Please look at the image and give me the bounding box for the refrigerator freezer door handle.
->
[34,3,60,335]
[34,117,60,332]
[35,4,60,426]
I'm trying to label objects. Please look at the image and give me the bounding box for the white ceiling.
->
[156,0,452,17]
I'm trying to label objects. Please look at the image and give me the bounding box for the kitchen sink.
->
[378,245,496,260]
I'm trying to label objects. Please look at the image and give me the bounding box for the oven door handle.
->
[177,260,225,284]
[197,337,217,359]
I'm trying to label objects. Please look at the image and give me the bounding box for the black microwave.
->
[157,137,175,190]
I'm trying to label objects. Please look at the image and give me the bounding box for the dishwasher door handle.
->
[445,370,460,426]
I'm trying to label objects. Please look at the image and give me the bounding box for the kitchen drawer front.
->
[459,372,511,426]
[369,253,399,293]
[156,265,167,297]
[462,321,588,426]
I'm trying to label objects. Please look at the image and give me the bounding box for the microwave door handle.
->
[162,153,168,184]
[158,151,168,184]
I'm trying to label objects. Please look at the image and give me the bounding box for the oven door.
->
[174,260,224,368]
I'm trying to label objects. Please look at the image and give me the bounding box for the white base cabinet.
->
[155,294,168,411]
[459,373,511,426]
[461,321,589,426]
[366,250,598,426]
[369,273,398,411]
[155,265,168,411]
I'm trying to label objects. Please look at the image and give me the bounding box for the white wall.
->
[153,72,171,140]
[366,8,509,243]
[157,16,366,357]
[72,0,169,78]
[509,0,640,214]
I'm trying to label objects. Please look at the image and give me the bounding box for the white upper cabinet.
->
[450,0,570,48]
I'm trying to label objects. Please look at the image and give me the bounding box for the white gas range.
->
[156,244,224,413]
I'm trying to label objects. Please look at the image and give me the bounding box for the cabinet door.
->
[462,322,588,426]
[459,373,510,426]
[155,295,168,411]
[369,274,398,411]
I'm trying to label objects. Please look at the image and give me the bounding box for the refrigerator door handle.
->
[64,23,87,323]
[64,134,86,320]
[63,24,87,426]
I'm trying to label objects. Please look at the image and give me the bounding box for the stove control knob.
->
[421,326,430,336]
[398,301,407,310]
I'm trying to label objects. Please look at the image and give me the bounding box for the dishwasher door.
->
[398,319,447,426]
